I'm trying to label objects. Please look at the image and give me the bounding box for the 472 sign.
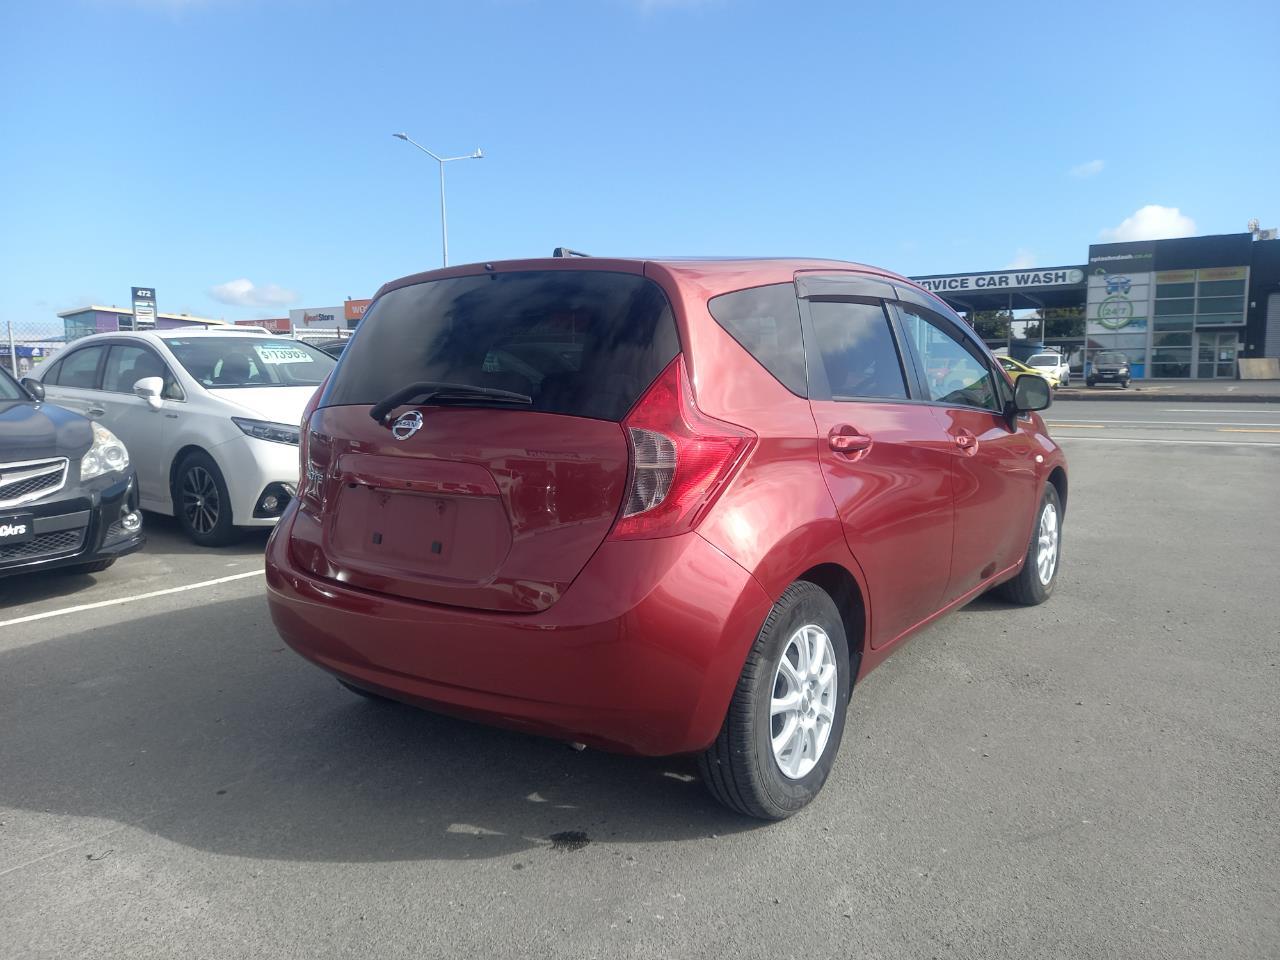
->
[131,287,157,330]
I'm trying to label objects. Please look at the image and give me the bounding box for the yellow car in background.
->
[995,354,1060,389]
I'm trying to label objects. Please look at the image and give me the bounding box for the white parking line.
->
[1057,436,1280,447]
[0,569,264,630]
[1048,419,1280,427]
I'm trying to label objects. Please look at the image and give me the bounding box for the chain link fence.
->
[2,320,65,380]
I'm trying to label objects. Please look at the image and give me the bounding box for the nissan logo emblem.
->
[391,410,424,441]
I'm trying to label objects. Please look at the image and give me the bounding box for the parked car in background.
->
[0,367,143,577]
[996,354,1060,389]
[266,256,1066,820]
[35,330,335,545]
[309,338,349,359]
[1024,350,1071,387]
[1087,350,1132,389]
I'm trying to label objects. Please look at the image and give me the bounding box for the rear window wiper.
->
[370,381,532,424]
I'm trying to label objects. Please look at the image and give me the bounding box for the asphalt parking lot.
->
[2,403,1277,960]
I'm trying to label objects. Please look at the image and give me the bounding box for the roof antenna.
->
[552,247,591,258]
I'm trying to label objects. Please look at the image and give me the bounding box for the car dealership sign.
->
[288,306,343,328]
[914,267,1085,294]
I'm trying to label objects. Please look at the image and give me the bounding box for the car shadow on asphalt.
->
[0,594,760,864]
[134,511,274,558]
[0,512,271,610]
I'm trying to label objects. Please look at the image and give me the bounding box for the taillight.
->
[611,355,755,540]
[298,377,327,510]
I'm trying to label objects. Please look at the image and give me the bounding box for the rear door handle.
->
[828,425,872,454]
[87,406,106,419]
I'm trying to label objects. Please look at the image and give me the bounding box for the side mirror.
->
[134,376,165,411]
[20,377,45,401]
[1014,374,1053,413]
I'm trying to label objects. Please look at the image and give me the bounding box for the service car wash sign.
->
[914,268,1085,294]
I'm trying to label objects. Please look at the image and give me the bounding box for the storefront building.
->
[58,305,228,341]
[911,231,1280,379]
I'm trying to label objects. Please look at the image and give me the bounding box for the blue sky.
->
[2,0,1276,329]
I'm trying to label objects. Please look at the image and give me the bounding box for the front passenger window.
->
[896,307,1000,412]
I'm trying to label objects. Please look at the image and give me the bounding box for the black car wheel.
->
[174,451,238,546]
[1086,378,1096,388]
[996,483,1062,606]
[698,580,851,820]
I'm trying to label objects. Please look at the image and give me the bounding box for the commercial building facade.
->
[911,232,1280,379]
[58,305,228,341]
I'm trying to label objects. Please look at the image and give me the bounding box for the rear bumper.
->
[265,504,773,756]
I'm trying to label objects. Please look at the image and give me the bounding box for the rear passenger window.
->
[56,346,106,389]
[807,301,908,400]
[707,284,807,396]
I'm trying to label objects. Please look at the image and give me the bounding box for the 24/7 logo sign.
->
[1097,294,1136,330]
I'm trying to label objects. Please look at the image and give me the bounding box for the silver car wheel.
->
[770,624,838,780]
[1036,501,1059,585]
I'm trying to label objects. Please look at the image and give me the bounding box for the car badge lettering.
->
[391,411,424,441]
[0,522,28,537]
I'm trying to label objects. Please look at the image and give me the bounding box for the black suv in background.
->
[0,369,144,578]
[1087,350,1132,389]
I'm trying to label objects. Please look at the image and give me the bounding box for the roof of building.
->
[56,305,229,325]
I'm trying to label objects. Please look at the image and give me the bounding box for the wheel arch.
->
[1047,465,1068,516]
[169,444,214,498]
[794,562,867,684]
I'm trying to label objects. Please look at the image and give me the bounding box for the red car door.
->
[801,293,957,650]
[892,301,1042,601]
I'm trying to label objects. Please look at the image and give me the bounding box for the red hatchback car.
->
[266,256,1065,819]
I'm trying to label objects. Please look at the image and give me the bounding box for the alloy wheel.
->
[1036,501,1059,585]
[182,466,221,535]
[770,624,838,780]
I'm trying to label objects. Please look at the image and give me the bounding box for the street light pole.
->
[392,132,483,267]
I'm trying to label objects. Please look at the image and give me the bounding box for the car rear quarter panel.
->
[646,264,874,668]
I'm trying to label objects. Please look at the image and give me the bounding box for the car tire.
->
[1086,378,1096,388]
[338,678,394,702]
[173,451,239,547]
[698,580,851,820]
[1121,379,1130,389]
[995,483,1062,606]
[63,558,115,575]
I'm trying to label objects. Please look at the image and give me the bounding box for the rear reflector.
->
[611,356,755,540]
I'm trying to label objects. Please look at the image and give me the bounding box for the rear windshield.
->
[166,337,335,388]
[323,271,680,421]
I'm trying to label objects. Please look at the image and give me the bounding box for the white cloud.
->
[1099,205,1196,243]
[1069,159,1105,178]
[1004,249,1037,269]
[208,278,299,308]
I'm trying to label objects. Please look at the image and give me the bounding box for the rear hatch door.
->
[295,268,679,613]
